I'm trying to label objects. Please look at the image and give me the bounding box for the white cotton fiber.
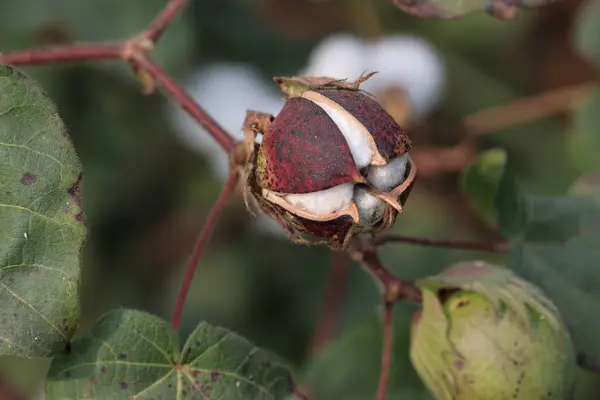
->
[354,187,386,228]
[361,35,446,121]
[366,153,409,192]
[169,63,285,181]
[301,33,368,80]
[283,183,354,216]
[310,99,374,169]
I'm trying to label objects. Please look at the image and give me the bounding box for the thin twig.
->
[143,0,192,43]
[171,172,238,331]
[378,301,394,400]
[374,234,508,253]
[463,82,596,136]
[0,0,237,154]
[131,55,236,152]
[354,248,421,400]
[0,43,121,65]
[409,142,475,178]
[307,252,351,356]
[360,250,421,304]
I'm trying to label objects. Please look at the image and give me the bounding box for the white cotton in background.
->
[361,35,447,121]
[300,33,369,80]
[283,183,355,216]
[354,186,386,229]
[309,99,374,169]
[169,63,285,182]
[366,153,409,192]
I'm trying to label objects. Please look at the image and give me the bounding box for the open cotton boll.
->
[169,63,285,181]
[309,99,374,169]
[301,33,369,79]
[361,35,446,121]
[354,187,386,228]
[283,183,354,216]
[366,153,409,192]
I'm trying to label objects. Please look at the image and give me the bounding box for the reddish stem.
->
[171,172,238,331]
[132,55,237,152]
[377,301,394,400]
[357,249,421,400]
[0,0,237,155]
[0,43,121,66]
[308,252,351,356]
[361,251,421,303]
[374,234,508,253]
[143,0,192,42]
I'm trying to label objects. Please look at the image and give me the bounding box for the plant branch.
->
[359,250,421,304]
[307,251,351,356]
[130,54,236,152]
[463,82,595,136]
[171,171,238,331]
[142,0,192,43]
[378,301,394,400]
[374,234,508,253]
[0,0,237,154]
[350,246,421,400]
[0,43,121,65]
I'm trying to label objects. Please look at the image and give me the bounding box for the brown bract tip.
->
[273,72,378,98]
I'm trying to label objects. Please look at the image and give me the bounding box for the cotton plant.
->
[169,33,446,239]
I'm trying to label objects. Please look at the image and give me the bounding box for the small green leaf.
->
[568,88,600,170]
[0,64,84,357]
[568,172,600,202]
[461,148,526,237]
[306,309,434,400]
[507,193,600,370]
[392,0,556,20]
[574,0,600,68]
[46,309,297,399]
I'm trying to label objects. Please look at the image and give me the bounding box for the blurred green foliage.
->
[0,0,599,398]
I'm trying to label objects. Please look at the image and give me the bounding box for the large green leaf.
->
[466,151,600,369]
[0,64,84,357]
[392,0,557,20]
[306,308,434,400]
[507,192,600,370]
[46,309,297,399]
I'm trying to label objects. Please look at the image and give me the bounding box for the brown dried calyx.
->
[242,73,416,250]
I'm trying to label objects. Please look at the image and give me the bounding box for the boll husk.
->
[410,261,576,400]
[244,73,416,250]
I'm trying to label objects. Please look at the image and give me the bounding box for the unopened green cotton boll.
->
[410,261,576,400]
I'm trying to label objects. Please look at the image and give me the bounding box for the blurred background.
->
[0,0,599,398]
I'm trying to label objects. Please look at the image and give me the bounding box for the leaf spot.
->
[20,172,36,185]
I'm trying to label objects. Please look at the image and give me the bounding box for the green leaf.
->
[461,148,526,237]
[574,0,600,68]
[306,308,434,400]
[569,172,600,202]
[568,88,600,171]
[392,0,555,20]
[46,309,297,399]
[0,64,84,357]
[507,192,600,370]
